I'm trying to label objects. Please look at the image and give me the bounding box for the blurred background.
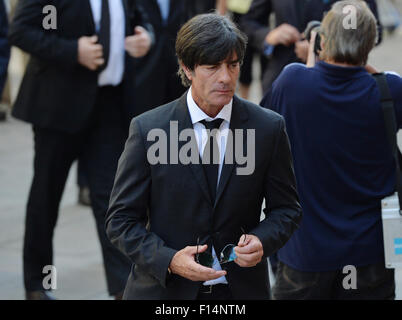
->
[1,0,402,299]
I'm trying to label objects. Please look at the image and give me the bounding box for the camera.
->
[304,20,322,56]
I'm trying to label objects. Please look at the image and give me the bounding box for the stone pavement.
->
[1,30,402,300]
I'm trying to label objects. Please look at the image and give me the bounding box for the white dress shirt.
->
[156,0,170,24]
[89,0,126,86]
[3,0,10,15]
[186,88,233,286]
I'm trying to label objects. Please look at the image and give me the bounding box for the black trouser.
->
[77,157,89,189]
[196,284,233,300]
[272,261,395,300]
[231,13,268,87]
[23,85,131,295]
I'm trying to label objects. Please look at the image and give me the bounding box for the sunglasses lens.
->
[220,245,237,263]
[197,252,214,268]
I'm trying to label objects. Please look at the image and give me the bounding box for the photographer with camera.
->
[241,0,380,93]
[294,0,381,63]
[261,0,402,299]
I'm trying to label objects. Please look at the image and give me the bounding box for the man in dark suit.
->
[241,0,380,93]
[133,0,187,116]
[9,0,153,300]
[106,13,302,300]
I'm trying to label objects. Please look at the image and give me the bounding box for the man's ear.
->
[320,36,325,52]
[180,61,193,82]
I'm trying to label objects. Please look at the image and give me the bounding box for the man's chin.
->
[212,92,234,105]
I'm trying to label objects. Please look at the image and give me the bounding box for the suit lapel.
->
[174,93,213,205]
[173,94,249,207]
[84,0,96,34]
[121,0,131,35]
[214,96,249,208]
[167,0,179,24]
[151,0,163,25]
[84,0,129,34]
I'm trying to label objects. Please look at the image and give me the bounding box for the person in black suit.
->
[241,0,380,93]
[133,0,187,116]
[9,0,153,300]
[240,0,303,93]
[0,0,10,121]
[106,13,302,300]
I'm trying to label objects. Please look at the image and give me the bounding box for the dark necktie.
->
[98,0,110,71]
[200,119,224,202]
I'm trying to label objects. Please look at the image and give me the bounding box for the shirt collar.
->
[186,87,232,125]
[315,61,367,78]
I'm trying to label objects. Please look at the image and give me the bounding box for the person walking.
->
[9,0,153,300]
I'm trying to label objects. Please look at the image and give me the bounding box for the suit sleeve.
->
[106,118,177,288]
[8,0,78,66]
[240,0,272,52]
[250,116,302,258]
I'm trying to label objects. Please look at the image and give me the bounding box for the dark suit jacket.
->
[106,92,302,300]
[241,0,381,93]
[241,0,303,92]
[184,0,217,19]
[133,0,186,117]
[8,0,152,133]
[0,0,9,96]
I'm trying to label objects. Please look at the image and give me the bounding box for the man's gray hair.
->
[320,0,378,65]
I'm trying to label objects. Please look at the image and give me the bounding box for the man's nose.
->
[217,65,231,83]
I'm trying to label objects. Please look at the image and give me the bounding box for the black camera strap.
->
[373,73,402,214]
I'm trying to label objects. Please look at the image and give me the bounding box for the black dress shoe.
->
[114,291,124,300]
[25,290,56,300]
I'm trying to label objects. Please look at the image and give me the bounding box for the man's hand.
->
[78,35,104,71]
[265,23,301,47]
[125,26,151,58]
[295,39,309,63]
[234,234,264,267]
[169,245,227,282]
[365,64,379,74]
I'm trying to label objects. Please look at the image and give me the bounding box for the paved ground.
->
[1,28,402,300]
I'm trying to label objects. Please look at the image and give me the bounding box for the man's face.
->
[184,54,240,113]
